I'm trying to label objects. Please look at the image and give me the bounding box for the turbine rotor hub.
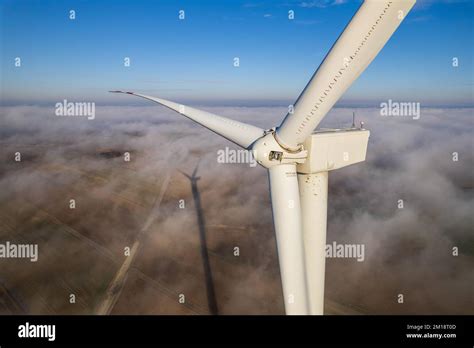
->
[251,132,307,169]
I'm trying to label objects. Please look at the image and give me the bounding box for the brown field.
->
[0,143,362,315]
[1,105,472,315]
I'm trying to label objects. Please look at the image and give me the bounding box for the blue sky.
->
[1,0,473,106]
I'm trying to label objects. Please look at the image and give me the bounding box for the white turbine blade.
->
[110,91,264,149]
[275,0,416,150]
[298,172,328,315]
[268,164,309,314]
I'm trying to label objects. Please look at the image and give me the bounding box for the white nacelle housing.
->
[297,129,370,174]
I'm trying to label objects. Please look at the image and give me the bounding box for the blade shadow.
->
[180,163,219,315]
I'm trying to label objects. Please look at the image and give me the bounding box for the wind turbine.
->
[111,0,416,315]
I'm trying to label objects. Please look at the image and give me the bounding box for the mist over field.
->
[0,103,472,314]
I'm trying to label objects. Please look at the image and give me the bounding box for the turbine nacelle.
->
[297,128,370,174]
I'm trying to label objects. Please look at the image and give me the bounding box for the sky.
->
[1,0,473,106]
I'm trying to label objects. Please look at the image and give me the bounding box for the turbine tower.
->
[111,0,416,315]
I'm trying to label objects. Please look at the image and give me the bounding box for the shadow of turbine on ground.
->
[180,164,219,315]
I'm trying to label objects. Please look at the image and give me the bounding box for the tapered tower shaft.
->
[298,172,328,315]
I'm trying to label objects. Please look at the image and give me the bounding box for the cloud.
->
[299,0,347,8]
[0,104,472,314]
[243,2,264,8]
[414,0,472,11]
